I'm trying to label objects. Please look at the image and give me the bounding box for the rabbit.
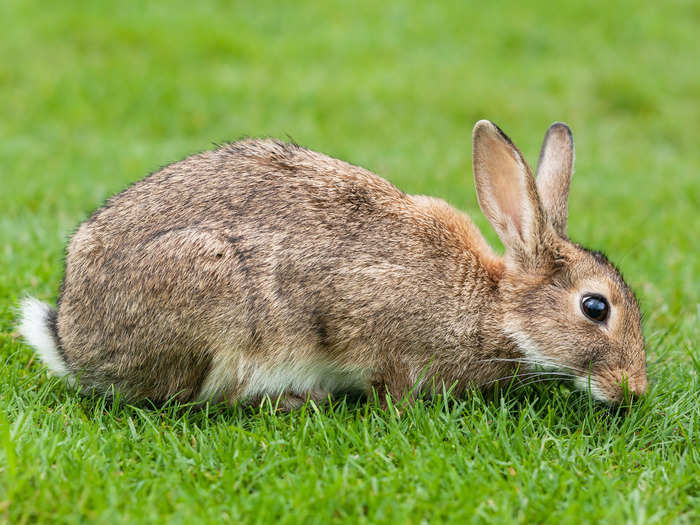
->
[18,120,648,408]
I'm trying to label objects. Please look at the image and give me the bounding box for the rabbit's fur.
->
[19,121,647,406]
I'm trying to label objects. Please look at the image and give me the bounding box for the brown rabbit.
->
[19,121,647,407]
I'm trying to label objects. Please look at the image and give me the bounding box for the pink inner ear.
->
[482,137,527,243]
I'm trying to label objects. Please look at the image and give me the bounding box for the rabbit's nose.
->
[611,369,648,399]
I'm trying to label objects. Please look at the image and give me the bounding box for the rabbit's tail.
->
[18,296,72,379]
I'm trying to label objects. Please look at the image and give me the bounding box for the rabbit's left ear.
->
[472,120,546,268]
[536,123,574,237]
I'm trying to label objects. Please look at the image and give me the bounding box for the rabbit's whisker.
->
[483,371,576,387]
[477,357,592,377]
[512,376,577,391]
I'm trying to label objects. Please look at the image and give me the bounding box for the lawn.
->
[1,0,698,523]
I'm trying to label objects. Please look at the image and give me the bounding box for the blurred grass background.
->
[1,0,698,523]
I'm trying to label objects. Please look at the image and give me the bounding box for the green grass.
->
[1,0,698,523]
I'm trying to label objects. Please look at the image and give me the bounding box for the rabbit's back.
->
[56,140,501,402]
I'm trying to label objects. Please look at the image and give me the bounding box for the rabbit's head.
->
[472,121,647,403]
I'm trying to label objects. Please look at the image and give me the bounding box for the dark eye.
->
[581,295,609,323]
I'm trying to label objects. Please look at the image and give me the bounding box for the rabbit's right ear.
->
[535,122,574,238]
[472,120,546,267]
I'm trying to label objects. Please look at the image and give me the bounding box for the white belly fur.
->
[197,351,370,403]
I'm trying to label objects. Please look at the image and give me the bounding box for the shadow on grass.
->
[54,376,650,437]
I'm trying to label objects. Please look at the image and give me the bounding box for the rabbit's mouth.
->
[574,368,648,404]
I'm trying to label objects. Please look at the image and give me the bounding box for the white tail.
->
[18,296,70,378]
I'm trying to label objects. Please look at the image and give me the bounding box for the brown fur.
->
[28,121,646,406]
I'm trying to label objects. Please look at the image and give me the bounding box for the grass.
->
[1,0,698,523]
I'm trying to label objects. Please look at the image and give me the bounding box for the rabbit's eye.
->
[581,295,609,323]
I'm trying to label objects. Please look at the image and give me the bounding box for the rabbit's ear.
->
[535,122,574,237]
[472,120,546,266]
